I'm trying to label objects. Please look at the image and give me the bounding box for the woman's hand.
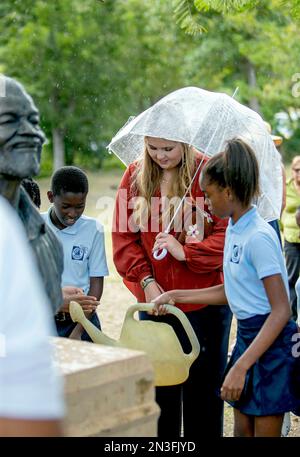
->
[143,280,164,304]
[220,363,247,402]
[153,233,186,261]
[151,292,175,315]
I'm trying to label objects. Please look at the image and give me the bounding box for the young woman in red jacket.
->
[112,136,232,437]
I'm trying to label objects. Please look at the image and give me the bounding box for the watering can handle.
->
[127,303,200,363]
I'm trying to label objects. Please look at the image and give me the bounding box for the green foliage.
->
[194,0,259,12]
[281,0,300,18]
[172,0,300,152]
[284,126,300,161]
[173,0,208,34]
[102,153,127,171]
[2,0,300,171]
[0,0,123,169]
[1,0,195,170]
[39,144,54,177]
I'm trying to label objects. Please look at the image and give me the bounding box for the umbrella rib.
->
[165,112,226,233]
[165,94,238,233]
[165,154,208,233]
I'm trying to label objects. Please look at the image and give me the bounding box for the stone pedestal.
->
[52,337,160,437]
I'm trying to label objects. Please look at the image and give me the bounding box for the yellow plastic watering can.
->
[69,302,200,386]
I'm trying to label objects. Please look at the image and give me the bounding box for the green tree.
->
[0,0,125,170]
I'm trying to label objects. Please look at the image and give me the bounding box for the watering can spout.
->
[69,301,118,347]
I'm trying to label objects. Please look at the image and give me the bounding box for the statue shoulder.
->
[18,189,64,314]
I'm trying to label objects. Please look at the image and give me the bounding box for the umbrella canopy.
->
[108,86,283,222]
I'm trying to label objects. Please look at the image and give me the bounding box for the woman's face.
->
[145,137,183,170]
[292,160,300,185]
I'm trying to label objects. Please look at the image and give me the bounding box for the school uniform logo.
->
[72,245,85,261]
[230,244,242,264]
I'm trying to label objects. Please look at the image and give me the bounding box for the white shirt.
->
[42,210,109,294]
[0,197,64,419]
[224,206,289,320]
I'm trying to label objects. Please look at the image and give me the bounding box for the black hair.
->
[21,178,41,209]
[50,166,89,196]
[202,138,260,207]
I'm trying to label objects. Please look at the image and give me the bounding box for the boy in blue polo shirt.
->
[42,166,109,341]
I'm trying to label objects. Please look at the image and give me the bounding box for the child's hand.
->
[79,298,99,313]
[220,364,247,402]
[151,292,175,315]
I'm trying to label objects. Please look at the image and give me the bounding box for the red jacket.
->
[112,154,228,312]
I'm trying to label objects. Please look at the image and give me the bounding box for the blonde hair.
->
[131,140,197,228]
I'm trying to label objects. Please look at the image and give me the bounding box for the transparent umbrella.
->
[108,86,283,258]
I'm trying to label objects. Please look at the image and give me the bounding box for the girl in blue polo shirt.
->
[152,138,300,437]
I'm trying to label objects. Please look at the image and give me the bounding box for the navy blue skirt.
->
[222,313,300,416]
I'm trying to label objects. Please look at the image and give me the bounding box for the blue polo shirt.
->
[42,210,109,294]
[224,206,289,320]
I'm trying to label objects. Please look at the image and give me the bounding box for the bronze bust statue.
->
[0,76,63,313]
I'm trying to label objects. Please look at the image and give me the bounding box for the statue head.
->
[0,76,46,179]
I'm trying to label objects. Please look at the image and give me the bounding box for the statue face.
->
[0,79,46,179]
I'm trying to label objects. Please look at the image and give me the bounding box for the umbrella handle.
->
[153,248,168,261]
